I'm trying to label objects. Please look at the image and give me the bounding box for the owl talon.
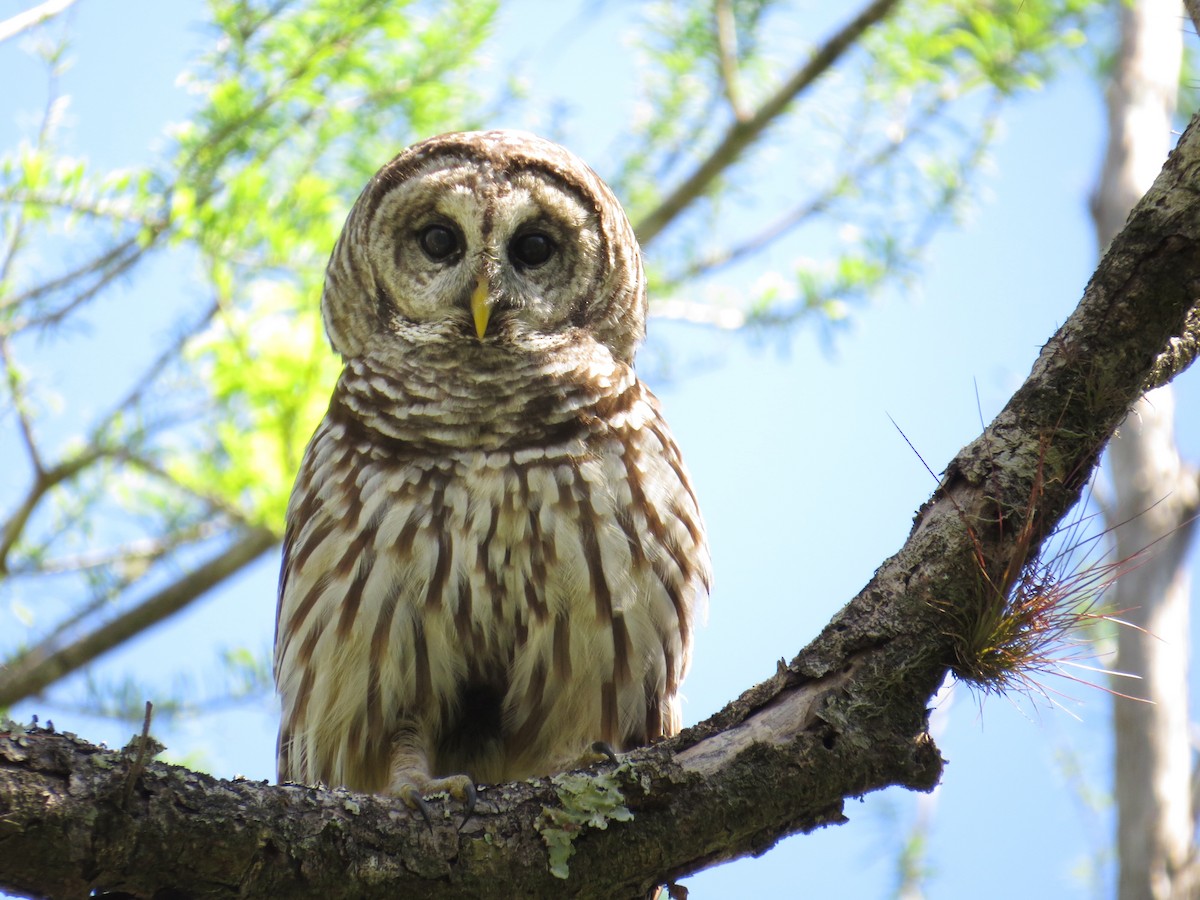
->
[457,781,477,832]
[394,772,476,830]
[590,740,619,766]
[399,786,435,830]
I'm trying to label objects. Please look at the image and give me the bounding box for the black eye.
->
[419,223,461,262]
[509,232,555,269]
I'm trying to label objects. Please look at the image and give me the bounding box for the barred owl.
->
[274,130,711,813]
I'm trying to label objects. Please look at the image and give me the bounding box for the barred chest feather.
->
[274,367,710,790]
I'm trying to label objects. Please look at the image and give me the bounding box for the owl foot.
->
[392,771,477,831]
[564,740,619,772]
[588,740,619,766]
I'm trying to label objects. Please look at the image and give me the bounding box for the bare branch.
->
[0,333,44,476]
[1,188,166,228]
[15,234,161,330]
[0,448,114,575]
[658,90,947,289]
[84,298,220,440]
[714,0,749,122]
[121,452,254,524]
[0,29,70,306]
[2,514,230,677]
[8,520,223,577]
[0,0,77,44]
[0,527,277,708]
[634,0,902,245]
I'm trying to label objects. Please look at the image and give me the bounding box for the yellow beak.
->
[471,275,490,339]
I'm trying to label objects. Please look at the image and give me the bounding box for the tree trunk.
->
[1093,2,1197,898]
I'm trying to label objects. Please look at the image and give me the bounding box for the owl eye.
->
[509,232,555,269]
[418,223,462,262]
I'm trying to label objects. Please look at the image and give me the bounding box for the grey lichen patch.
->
[535,767,633,880]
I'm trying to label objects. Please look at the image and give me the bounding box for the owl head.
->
[320,130,647,367]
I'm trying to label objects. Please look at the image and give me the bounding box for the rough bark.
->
[1093,4,1197,898]
[3,102,1200,897]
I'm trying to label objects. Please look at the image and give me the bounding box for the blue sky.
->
[3,2,1198,897]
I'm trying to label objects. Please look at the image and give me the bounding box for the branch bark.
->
[4,97,1200,899]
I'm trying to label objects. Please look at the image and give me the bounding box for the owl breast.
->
[275,365,708,789]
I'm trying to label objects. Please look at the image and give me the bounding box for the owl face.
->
[322,131,646,365]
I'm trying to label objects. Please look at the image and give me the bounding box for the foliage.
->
[621,0,1096,335]
[0,0,499,716]
[0,0,1103,727]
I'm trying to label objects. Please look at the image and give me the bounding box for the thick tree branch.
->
[1185,0,1200,36]
[4,100,1200,900]
[633,0,902,244]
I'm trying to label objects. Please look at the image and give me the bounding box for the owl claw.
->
[399,786,435,830]
[457,781,477,832]
[590,740,619,766]
[394,772,477,831]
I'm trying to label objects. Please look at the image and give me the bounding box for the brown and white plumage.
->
[274,130,710,797]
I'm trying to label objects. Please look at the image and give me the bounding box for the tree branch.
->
[1185,0,1200,37]
[714,0,749,122]
[0,0,77,44]
[656,88,972,291]
[0,448,113,574]
[4,97,1200,900]
[633,0,902,244]
[0,528,277,708]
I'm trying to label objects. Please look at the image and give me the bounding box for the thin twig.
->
[0,528,277,708]
[8,520,223,577]
[0,27,70,297]
[121,701,154,810]
[122,452,253,524]
[0,448,114,575]
[7,235,142,313]
[90,299,221,438]
[0,189,166,228]
[0,334,44,476]
[20,234,161,330]
[714,0,749,122]
[658,93,947,289]
[634,0,902,244]
[5,516,228,661]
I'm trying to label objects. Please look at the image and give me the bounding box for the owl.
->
[274,130,711,816]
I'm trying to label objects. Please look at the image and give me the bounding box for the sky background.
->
[3,2,1199,897]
